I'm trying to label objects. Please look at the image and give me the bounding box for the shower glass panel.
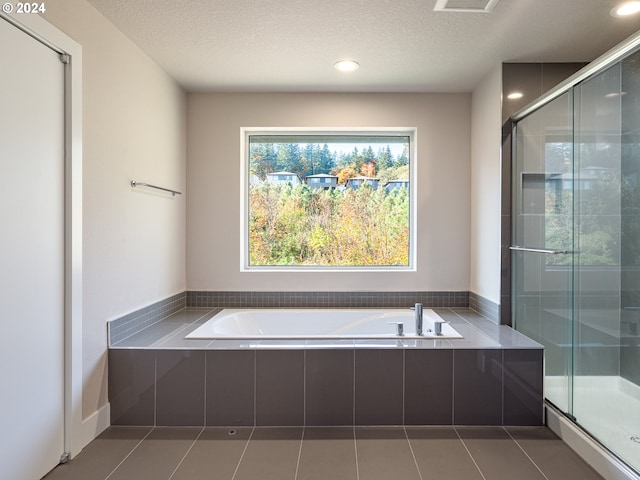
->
[512,91,574,413]
[573,62,628,467]
[513,49,640,475]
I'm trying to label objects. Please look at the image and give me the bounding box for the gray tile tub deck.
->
[109,307,541,351]
[108,307,545,428]
[43,426,604,480]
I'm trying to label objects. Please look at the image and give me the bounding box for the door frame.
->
[0,12,84,457]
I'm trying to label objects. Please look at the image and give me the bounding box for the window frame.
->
[240,127,418,272]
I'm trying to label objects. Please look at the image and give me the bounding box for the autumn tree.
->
[336,166,357,185]
[250,143,277,180]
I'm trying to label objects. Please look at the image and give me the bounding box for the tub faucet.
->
[410,303,423,336]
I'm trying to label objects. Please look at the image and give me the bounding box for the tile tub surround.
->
[107,291,470,345]
[108,308,544,427]
[109,291,471,346]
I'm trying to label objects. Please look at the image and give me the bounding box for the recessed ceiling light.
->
[334,60,360,72]
[507,91,524,100]
[611,1,640,17]
[434,0,500,13]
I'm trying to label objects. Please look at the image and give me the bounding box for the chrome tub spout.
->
[410,303,423,336]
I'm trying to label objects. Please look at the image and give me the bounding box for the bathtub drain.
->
[227,429,237,437]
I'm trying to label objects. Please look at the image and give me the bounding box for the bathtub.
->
[185,308,463,340]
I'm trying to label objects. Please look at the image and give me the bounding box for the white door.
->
[0,17,65,480]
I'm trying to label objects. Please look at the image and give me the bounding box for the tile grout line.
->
[167,427,205,480]
[353,426,360,480]
[296,349,307,478]
[231,426,255,480]
[157,308,218,348]
[294,426,305,480]
[403,427,425,480]
[203,352,207,426]
[449,308,496,343]
[453,426,488,480]
[504,427,551,480]
[353,349,356,426]
[402,349,406,426]
[451,349,455,425]
[103,427,155,480]
[154,354,158,427]
[501,349,505,426]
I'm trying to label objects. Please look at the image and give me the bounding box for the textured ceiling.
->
[86,0,640,93]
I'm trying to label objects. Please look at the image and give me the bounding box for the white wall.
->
[187,93,470,292]
[42,0,186,419]
[470,65,502,304]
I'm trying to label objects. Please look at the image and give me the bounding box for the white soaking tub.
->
[185,308,463,340]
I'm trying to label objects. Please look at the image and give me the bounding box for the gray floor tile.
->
[355,427,421,480]
[170,427,251,480]
[43,427,152,480]
[43,425,610,480]
[506,427,604,480]
[456,427,547,480]
[107,427,201,480]
[233,427,303,480]
[296,427,357,480]
[406,427,484,480]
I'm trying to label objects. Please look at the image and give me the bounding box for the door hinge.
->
[59,54,70,64]
[59,452,70,464]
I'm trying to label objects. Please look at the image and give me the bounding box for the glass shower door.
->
[512,91,575,413]
[512,46,640,474]
[572,59,640,473]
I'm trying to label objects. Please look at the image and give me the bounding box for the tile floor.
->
[43,425,604,480]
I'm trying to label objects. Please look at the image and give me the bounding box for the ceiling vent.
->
[434,0,499,13]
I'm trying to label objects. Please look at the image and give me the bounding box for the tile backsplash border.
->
[186,290,469,309]
[108,292,186,345]
[469,292,500,324]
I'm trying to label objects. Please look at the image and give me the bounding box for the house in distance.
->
[265,171,301,185]
[306,173,338,190]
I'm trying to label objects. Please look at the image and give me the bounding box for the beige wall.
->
[470,65,502,304]
[187,93,471,291]
[43,0,187,419]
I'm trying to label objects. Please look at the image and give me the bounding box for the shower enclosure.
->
[512,38,640,474]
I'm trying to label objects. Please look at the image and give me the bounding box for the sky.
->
[307,142,407,157]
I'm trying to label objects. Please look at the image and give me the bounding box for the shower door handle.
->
[509,246,570,255]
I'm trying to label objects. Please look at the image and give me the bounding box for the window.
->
[241,128,416,270]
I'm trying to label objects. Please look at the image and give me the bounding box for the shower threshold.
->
[546,375,640,475]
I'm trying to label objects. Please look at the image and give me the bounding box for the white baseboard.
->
[546,405,639,480]
[72,403,110,458]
